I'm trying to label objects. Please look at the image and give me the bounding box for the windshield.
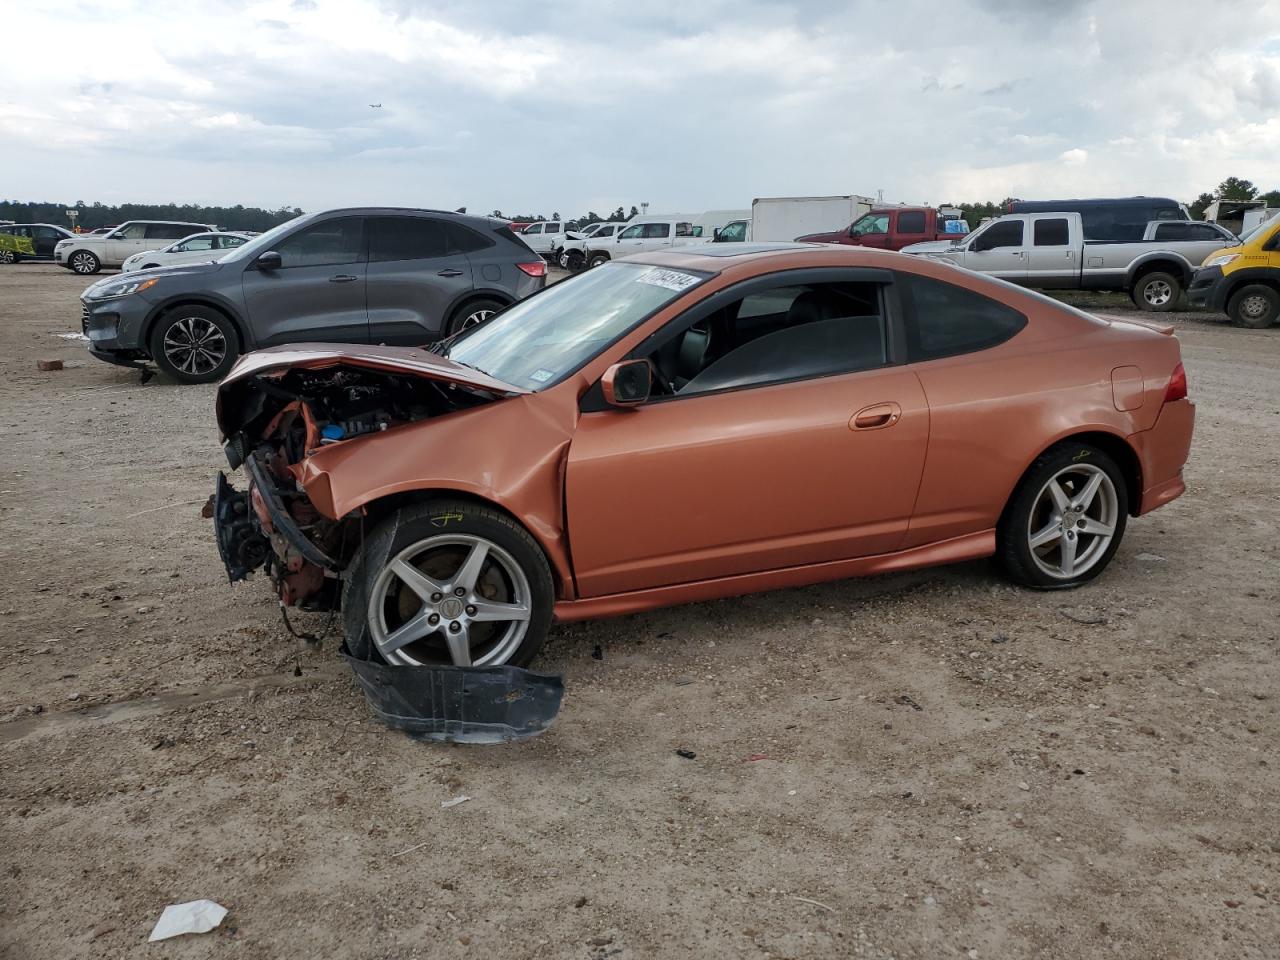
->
[1238,217,1278,246]
[444,262,709,389]
[217,215,307,262]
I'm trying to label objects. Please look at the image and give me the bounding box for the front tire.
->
[70,250,101,275]
[1132,271,1181,312]
[997,443,1128,589]
[0,250,16,265]
[446,297,504,336]
[149,307,240,384]
[343,500,554,668]
[1227,284,1279,328]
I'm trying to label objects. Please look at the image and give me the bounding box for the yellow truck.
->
[1187,215,1280,327]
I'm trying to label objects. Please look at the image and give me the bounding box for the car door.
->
[613,223,648,255]
[241,216,369,346]
[34,227,64,258]
[1025,215,1076,287]
[891,210,929,250]
[565,271,929,597]
[106,223,147,264]
[366,215,473,343]
[960,217,1028,282]
[521,223,546,253]
[544,222,562,251]
[848,212,891,248]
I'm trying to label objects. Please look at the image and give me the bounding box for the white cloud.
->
[1,0,1278,213]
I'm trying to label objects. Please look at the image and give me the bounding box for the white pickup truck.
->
[583,218,708,268]
[518,220,570,259]
[558,222,627,271]
[901,212,1237,310]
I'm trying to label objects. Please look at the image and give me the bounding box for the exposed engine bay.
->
[212,362,503,609]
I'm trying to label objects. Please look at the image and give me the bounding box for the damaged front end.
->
[210,346,524,611]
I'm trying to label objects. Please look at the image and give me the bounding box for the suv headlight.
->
[91,276,159,300]
[1205,254,1239,268]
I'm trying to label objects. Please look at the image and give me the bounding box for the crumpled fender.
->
[294,390,580,597]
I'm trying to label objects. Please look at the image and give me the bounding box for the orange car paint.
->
[220,246,1195,616]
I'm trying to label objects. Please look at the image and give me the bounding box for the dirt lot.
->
[1,263,1278,960]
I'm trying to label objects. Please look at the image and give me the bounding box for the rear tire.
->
[1132,271,1181,312]
[343,499,554,667]
[1227,284,1279,328]
[70,250,100,275]
[588,253,610,268]
[149,307,240,384]
[446,297,505,336]
[997,442,1128,590]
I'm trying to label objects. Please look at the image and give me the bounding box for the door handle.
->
[850,402,902,430]
[329,274,357,283]
[437,269,464,277]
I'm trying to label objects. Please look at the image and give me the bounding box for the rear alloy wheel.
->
[447,297,504,336]
[70,250,100,275]
[149,308,240,384]
[1227,284,1279,329]
[1133,271,1181,312]
[344,500,554,667]
[0,250,16,265]
[997,443,1128,589]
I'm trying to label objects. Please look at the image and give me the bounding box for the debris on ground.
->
[36,359,64,371]
[441,795,471,809]
[147,899,228,942]
[896,694,924,711]
[676,748,697,759]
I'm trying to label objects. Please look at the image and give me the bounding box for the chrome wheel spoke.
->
[450,541,489,594]
[1074,472,1104,510]
[391,558,446,601]
[470,598,531,623]
[1059,533,1078,577]
[382,608,437,653]
[1079,517,1113,537]
[1029,521,1062,549]
[445,624,473,666]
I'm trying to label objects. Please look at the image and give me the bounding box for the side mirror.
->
[254,250,283,271]
[601,360,652,407]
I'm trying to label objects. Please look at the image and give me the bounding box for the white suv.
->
[54,220,217,275]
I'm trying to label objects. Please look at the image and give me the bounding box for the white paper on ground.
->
[148,899,228,942]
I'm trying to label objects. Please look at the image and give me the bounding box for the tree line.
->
[0,200,305,232]
[7,177,1278,233]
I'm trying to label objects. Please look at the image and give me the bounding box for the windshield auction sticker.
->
[636,268,700,292]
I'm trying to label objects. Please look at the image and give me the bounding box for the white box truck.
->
[750,195,878,242]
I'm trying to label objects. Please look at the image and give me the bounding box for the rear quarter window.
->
[901,273,1027,361]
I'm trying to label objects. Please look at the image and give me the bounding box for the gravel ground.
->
[1,263,1278,960]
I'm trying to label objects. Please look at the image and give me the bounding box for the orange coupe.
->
[213,244,1194,668]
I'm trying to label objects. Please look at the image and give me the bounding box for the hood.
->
[793,230,845,243]
[221,343,528,397]
[85,261,224,292]
[900,240,960,256]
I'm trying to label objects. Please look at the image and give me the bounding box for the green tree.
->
[1188,192,1215,220]
[1258,190,1280,208]
[628,205,639,219]
[1216,177,1258,200]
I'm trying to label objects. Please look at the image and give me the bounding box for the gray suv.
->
[80,208,547,383]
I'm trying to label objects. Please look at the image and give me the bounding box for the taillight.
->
[1164,362,1188,403]
[517,261,547,278]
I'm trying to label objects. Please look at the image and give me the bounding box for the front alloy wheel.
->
[0,250,15,264]
[344,501,555,667]
[148,307,240,384]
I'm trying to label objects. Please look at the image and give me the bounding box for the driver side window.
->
[851,214,889,236]
[638,279,888,398]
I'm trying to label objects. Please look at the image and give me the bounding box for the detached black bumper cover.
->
[1187,265,1225,309]
[341,646,564,743]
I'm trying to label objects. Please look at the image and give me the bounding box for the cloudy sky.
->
[4,0,1280,216]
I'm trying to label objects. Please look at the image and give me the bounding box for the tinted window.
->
[146,223,196,240]
[675,222,693,237]
[179,235,216,251]
[643,281,887,397]
[643,223,671,239]
[973,220,1023,251]
[369,216,447,262]
[598,225,617,237]
[1033,218,1070,246]
[546,222,561,233]
[1155,222,1221,241]
[445,222,494,254]
[903,274,1027,361]
[897,210,926,233]
[274,217,364,268]
[35,226,63,241]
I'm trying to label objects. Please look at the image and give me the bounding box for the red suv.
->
[797,206,969,250]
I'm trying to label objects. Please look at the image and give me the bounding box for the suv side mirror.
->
[254,250,283,271]
[601,360,652,407]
